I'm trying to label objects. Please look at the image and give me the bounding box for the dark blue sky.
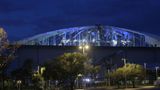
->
[0,0,160,41]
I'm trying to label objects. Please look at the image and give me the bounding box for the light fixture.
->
[85,45,89,49]
[79,46,82,49]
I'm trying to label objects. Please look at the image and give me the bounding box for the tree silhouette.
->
[0,27,20,89]
[109,63,144,88]
[43,53,89,90]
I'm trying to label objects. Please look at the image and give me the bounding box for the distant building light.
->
[121,40,130,45]
[112,40,117,46]
[73,39,77,42]
[83,39,86,42]
[92,39,95,42]
[127,40,130,42]
[121,40,126,45]
[66,39,70,43]
[83,78,91,82]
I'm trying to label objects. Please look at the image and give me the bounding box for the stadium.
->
[18,25,160,47]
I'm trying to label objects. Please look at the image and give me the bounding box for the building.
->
[17,25,160,47]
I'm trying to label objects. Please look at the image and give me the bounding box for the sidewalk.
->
[116,86,156,90]
[75,86,157,90]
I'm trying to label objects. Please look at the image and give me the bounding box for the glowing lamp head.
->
[85,45,89,49]
[83,78,91,82]
[79,46,82,49]
[156,66,159,69]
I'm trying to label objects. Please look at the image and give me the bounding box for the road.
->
[87,88,160,90]
[86,87,160,90]
[75,86,160,90]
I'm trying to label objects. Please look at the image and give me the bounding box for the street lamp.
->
[155,66,159,80]
[76,74,83,88]
[122,58,127,65]
[79,44,89,55]
[122,58,127,88]
[144,63,147,84]
[79,44,89,89]
[17,80,22,90]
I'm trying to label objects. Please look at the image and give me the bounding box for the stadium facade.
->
[18,25,160,47]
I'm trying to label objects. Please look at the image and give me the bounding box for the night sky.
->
[0,0,160,41]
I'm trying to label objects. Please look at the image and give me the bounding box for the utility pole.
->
[155,66,159,80]
[144,63,147,84]
[79,44,89,89]
[122,58,127,88]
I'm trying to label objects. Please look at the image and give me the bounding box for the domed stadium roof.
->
[17,25,160,47]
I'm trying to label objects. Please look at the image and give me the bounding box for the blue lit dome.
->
[17,25,160,47]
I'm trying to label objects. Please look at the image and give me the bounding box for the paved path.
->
[76,86,160,90]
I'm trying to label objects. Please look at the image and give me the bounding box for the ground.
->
[76,86,160,90]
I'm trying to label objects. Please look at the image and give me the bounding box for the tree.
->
[109,63,144,88]
[108,67,124,88]
[43,52,88,90]
[32,66,45,90]
[0,28,9,70]
[11,59,33,84]
[0,28,20,70]
[125,64,144,88]
[0,28,20,89]
[88,65,100,79]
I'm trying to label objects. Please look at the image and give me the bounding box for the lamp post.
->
[107,69,111,86]
[79,44,89,89]
[122,58,127,88]
[155,66,159,80]
[17,80,22,90]
[144,63,147,84]
[36,42,40,66]
[76,74,83,88]
[79,44,89,55]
